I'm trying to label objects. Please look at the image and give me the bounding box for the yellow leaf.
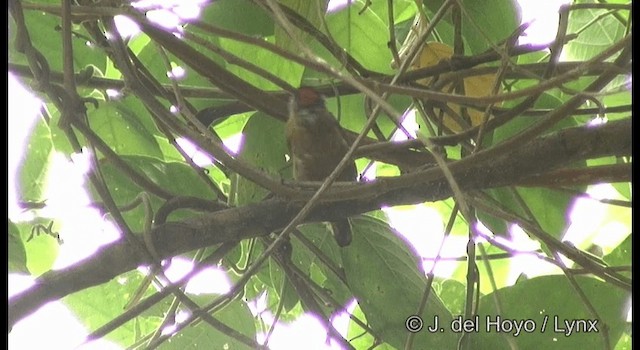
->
[412,42,499,132]
[414,42,454,75]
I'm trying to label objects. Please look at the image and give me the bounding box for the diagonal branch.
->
[8,118,631,329]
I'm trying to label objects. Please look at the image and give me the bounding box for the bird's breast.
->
[286,119,355,181]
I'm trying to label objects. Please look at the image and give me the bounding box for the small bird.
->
[285,87,357,247]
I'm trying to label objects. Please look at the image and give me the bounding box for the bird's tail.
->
[331,220,352,247]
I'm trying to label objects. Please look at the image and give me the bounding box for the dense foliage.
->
[9,0,631,349]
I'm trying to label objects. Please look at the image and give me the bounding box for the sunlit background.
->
[9,0,629,349]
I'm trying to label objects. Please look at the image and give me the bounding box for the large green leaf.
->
[9,3,107,76]
[200,0,274,37]
[434,278,466,316]
[18,117,53,202]
[342,215,456,348]
[136,30,222,113]
[365,0,416,26]
[9,221,29,274]
[231,112,289,206]
[478,92,581,239]
[46,102,78,155]
[63,270,167,346]
[469,275,631,349]
[426,198,469,236]
[603,89,631,121]
[16,219,60,276]
[423,0,521,54]
[276,0,327,54]
[95,155,219,231]
[347,303,397,350]
[218,36,305,90]
[246,221,353,319]
[252,256,306,322]
[267,257,302,313]
[88,101,163,159]
[295,223,353,307]
[101,155,218,201]
[566,2,628,61]
[322,92,413,140]
[325,1,395,74]
[588,156,631,201]
[242,242,272,303]
[603,234,631,274]
[479,186,574,242]
[166,297,257,349]
[212,112,252,140]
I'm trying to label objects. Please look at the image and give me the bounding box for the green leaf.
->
[515,50,552,65]
[460,0,521,54]
[342,215,456,348]
[294,223,353,307]
[586,155,631,200]
[219,36,305,90]
[200,0,274,37]
[9,6,107,75]
[136,34,218,113]
[231,112,289,206]
[18,117,53,202]
[118,95,165,140]
[243,263,270,305]
[16,219,60,276]
[253,222,352,317]
[518,187,572,238]
[126,32,151,57]
[106,155,218,200]
[9,221,29,274]
[615,332,632,350]
[296,223,343,263]
[275,0,326,54]
[325,2,395,74]
[346,303,396,350]
[88,101,163,159]
[478,93,580,239]
[566,4,627,61]
[423,0,520,54]
[428,198,469,236]
[611,181,631,202]
[434,278,466,316]
[603,234,631,269]
[366,0,416,26]
[45,103,78,155]
[324,92,412,138]
[479,187,573,242]
[267,258,301,313]
[602,90,631,122]
[470,275,631,349]
[167,297,257,349]
[153,135,188,163]
[96,155,219,231]
[64,270,166,346]
[212,112,252,140]
[475,189,510,236]
[137,33,217,90]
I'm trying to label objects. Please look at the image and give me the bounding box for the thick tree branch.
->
[8,118,631,329]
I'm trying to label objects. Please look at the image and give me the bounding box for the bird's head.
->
[295,86,325,109]
[288,86,328,127]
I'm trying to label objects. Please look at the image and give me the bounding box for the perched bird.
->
[285,86,357,247]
